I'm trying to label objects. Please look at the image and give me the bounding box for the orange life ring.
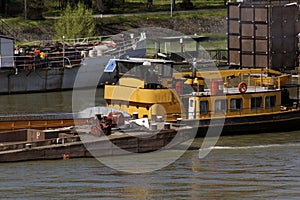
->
[238,82,247,93]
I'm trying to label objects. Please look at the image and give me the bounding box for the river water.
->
[0,90,299,199]
[0,89,105,113]
[0,132,299,199]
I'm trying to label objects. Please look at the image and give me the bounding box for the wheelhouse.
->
[104,58,183,120]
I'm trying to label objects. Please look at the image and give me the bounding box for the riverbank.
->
[2,9,227,42]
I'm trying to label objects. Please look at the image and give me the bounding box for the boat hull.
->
[184,110,300,137]
[0,56,114,94]
[0,127,192,162]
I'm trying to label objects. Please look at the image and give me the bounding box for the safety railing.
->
[1,33,145,70]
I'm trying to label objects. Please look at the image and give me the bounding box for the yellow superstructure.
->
[105,77,182,121]
[104,58,293,123]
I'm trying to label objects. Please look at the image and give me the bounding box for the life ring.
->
[238,82,247,93]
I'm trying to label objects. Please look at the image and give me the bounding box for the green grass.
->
[201,33,227,50]
[4,17,52,26]
[3,5,227,49]
[98,9,226,23]
[41,0,225,15]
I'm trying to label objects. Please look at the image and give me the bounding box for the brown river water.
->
[0,89,299,199]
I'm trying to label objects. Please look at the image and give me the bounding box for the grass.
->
[2,3,227,50]
[41,0,226,16]
[3,17,52,27]
[201,33,227,50]
[98,9,226,23]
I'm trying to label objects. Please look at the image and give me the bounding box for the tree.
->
[1,0,24,17]
[59,0,92,10]
[0,0,7,15]
[54,2,95,39]
[27,0,44,19]
[180,0,193,9]
[94,0,105,13]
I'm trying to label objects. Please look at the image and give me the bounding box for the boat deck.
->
[0,112,88,132]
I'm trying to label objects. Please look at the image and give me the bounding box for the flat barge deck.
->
[0,112,88,132]
[0,125,193,162]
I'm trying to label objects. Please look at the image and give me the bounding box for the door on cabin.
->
[188,98,196,119]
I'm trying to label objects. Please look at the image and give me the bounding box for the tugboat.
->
[104,0,300,136]
[103,57,300,136]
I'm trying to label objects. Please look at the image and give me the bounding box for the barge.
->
[0,108,193,162]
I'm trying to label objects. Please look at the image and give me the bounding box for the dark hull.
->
[0,56,113,94]
[185,110,300,137]
[0,127,192,162]
[0,46,146,94]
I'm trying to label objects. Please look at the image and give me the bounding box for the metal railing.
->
[1,34,144,70]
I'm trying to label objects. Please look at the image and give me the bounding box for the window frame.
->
[199,100,209,114]
[251,96,262,110]
[215,99,227,113]
[230,98,243,111]
[265,95,276,108]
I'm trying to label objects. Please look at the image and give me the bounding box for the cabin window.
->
[215,99,227,113]
[199,100,209,114]
[230,98,242,111]
[118,63,137,75]
[265,95,276,108]
[251,97,262,109]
